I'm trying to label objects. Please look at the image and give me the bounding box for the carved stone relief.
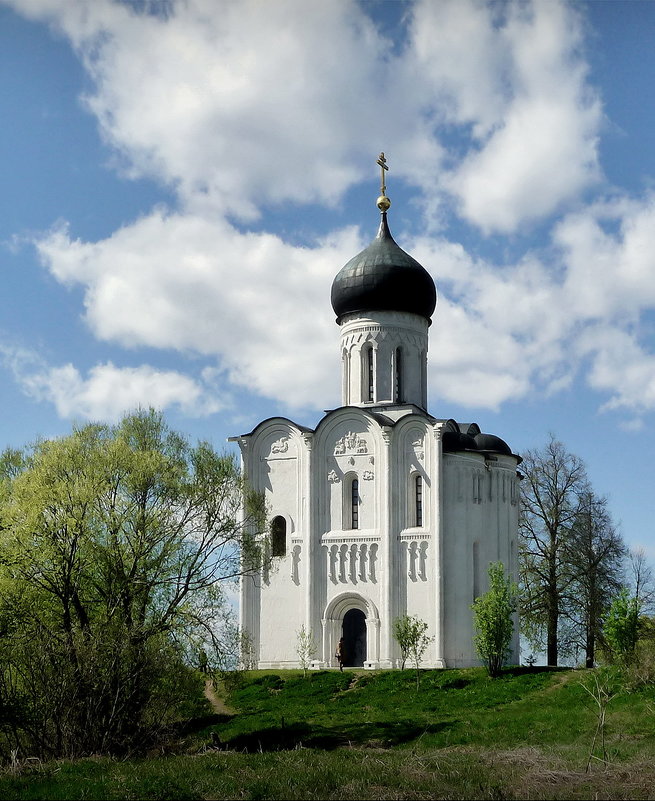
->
[409,434,425,462]
[334,432,368,456]
[270,436,289,455]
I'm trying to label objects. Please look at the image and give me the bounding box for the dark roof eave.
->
[335,308,433,326]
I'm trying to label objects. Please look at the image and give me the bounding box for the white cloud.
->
[578,326,655,415]
[34,211,361,410]
[6,0,599,233]
[32,185,655,420]
[10,0,396,219]
[409,0,602,233]
[556,194,655,321]
[420,190,655,415]
[0,344,223,421]
[7,0,655,424]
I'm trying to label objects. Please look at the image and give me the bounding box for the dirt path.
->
[203,679,236,715]
[541,669,578,693]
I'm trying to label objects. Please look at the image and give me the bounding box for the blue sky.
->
[2,0,655,564]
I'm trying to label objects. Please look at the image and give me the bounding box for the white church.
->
[235,156,521,669]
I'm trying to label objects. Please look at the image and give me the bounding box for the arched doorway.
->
[322,592,380,668]
[342,608,366,667]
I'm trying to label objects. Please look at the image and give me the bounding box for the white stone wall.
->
[441,452,520,667]
[237,409,520,671]
[312,408,387,667]
[238,419,309,668]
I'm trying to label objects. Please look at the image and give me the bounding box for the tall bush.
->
[472,562,517,678]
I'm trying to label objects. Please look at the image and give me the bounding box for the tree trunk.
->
[585,629,595,668]
[547,604,558,666]
[586,581,597,668]
[547,556,559,666]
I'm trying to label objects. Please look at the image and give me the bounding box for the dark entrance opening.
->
[342,608,366,667]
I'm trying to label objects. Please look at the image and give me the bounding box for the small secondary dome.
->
[440,420,519,461]
[331,211,437,323]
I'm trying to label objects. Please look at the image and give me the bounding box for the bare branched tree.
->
[519,435,590,665]
[628,547,655,614]
[566,492,625,667]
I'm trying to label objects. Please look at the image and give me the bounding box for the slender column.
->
[380,426,393,667]
[302,433,314,635]
[433,422,446,667]
[236,436,261,667]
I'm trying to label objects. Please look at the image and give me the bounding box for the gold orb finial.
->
[376,151,390,212]
[377,194,391,212]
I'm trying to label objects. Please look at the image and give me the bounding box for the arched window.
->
[342,348,350,405]
[271,516,287,557]
[394,347,403,403]
[351,478,359,530]
[414,474,423,527]
[421,349,428,408]
[473,541,480,600]
[364,345,374,402]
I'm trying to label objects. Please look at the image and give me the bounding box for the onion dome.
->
[473,432,512,456]
[331,159,436,324]
[441,428,478,452]
[441,419,519,460]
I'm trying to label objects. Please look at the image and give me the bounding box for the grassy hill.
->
[1,666,655,799]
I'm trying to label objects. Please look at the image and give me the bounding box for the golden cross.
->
[377,152,389,196]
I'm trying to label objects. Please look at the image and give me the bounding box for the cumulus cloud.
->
[1,344,224,421]
[35,193,655,420]
[409,0,602,232]
[555,194,655,320]
[6,0,655,424]
[582,326,655,415]
[10,0,400,219]
[34,211,360,410]
[412,189,655,415]
[7,0,599,230]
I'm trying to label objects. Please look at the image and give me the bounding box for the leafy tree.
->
[566,492,625,667]
[296,625,317,677]
[472,562,517,678]
[604,588,640,666]
[0,409,265,758]
[393,614,433,689]
[519,435,590,665]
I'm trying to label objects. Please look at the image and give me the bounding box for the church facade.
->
[235,165,521,669]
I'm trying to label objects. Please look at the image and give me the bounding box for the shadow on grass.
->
[438,676,472,690]
[174,712,235,737]
[218,719,453,752]
[501,665,570,678]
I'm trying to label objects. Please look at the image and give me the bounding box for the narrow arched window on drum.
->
[271,516,286,557]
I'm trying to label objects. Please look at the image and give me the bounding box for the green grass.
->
[2,667,655,800]
[215,667,603,751]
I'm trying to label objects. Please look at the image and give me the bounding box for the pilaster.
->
[433,422,446,668]
[379,425,394,667]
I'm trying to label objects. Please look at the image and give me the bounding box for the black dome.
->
[474,433,512,456]
[440,419,519,461]
[442,430,477,452]
[331,212,437,323]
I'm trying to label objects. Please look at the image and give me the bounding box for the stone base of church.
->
[256,658,451,670]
